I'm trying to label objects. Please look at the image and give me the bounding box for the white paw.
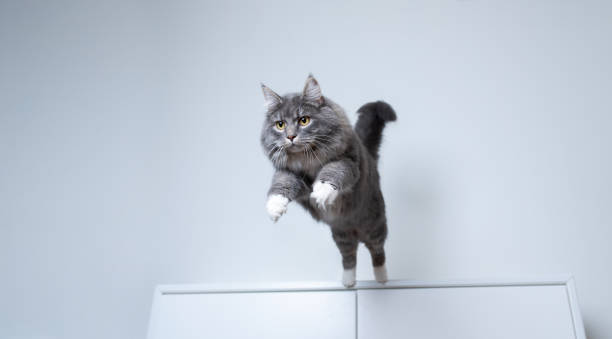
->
[266,194,289,222]
[373,264,388,284]
[342,268,356,287]
[310,181,338,210]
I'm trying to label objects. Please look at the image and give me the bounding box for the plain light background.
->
[1,0,610,338]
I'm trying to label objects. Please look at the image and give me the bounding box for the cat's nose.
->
[287,135,296,142]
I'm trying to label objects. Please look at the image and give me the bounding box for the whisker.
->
[307,143,324,166]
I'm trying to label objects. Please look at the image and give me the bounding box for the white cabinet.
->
[358,285,576,339]
[148,289,355,339]
[148,277,585,339]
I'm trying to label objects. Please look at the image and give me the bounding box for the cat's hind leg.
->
[364,224,388,284]
[332,228,359,287]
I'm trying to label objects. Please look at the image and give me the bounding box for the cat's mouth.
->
[285,143,305,153]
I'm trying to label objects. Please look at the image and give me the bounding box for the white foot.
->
[373,264,388,284]
[310,181,338,210]
[342,268,356,287]
[266,194,289,222]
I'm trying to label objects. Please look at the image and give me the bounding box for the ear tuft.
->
[261,83,282,111]
[302,74,323,106]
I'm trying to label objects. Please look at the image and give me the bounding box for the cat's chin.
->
[285,144,306,153]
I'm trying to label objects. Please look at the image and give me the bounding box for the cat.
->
[260,74,396,287]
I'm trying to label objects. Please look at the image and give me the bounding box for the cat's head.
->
[260,75,348,169]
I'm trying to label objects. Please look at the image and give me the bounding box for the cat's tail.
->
[355,101,397,160]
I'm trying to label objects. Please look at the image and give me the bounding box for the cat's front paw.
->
[266,194,289,222]
[310,181,338,210]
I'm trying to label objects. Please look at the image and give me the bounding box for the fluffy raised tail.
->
[354,100,397,160]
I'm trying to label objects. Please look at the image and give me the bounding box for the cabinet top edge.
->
[155,275,574,295]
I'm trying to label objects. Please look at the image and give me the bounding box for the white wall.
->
[1,1,610,338]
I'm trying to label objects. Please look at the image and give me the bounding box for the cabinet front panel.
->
[358,285,575,339]
[150,290,356,339]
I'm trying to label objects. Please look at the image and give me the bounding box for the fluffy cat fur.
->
[260,75,396,287]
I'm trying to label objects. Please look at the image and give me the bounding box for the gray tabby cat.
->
[260,75,396,287]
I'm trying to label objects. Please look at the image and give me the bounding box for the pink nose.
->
[287,135,296,142]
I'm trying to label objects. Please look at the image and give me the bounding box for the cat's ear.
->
[261,84,282,111]
[302,74,323,106]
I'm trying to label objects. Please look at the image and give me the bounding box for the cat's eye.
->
[275,121,286,130]
[299,116,311,126]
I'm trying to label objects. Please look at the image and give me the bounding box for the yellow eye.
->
[275,121,285,130]
[299,116,311,126]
